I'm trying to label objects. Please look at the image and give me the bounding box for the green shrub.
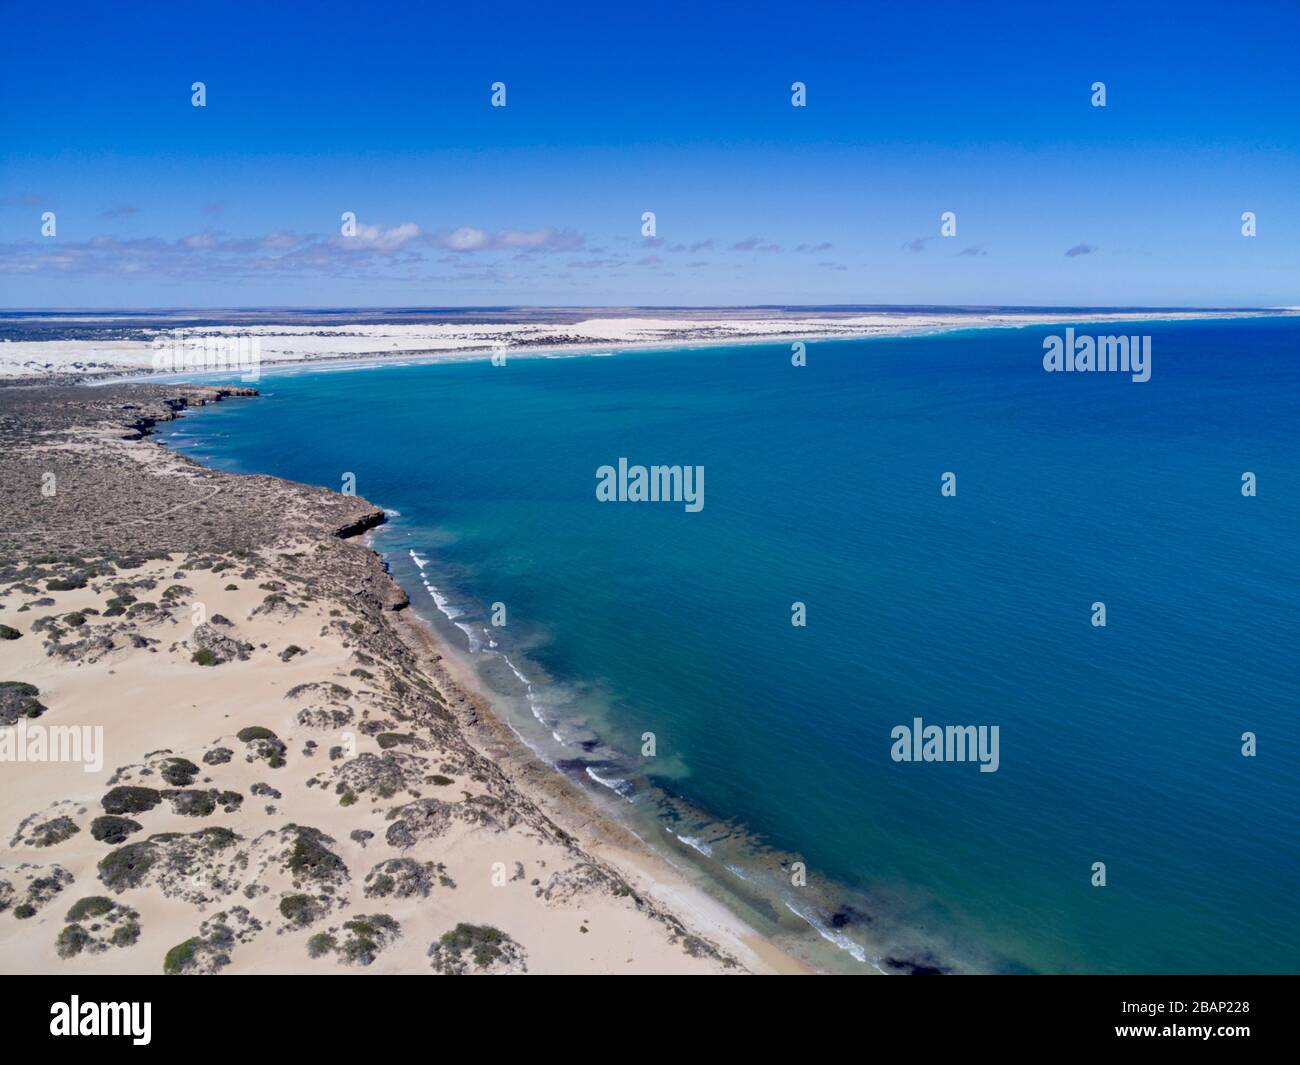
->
[307,933,336,959]
[339,914,400,965]
[159,757,200,786]
[32,816,80,847]
[90,815,142,844]
[101,786,162,815]
[278,894,320,926]
[111,922,141,948]
[428,923,521,973]
[1,682,39,695]
[98,843,155,891]
[193,826,239,850]
[0,681,48,721]
[66,895,115,922]
[162,937,202,975]
[55,923,93,958]
[441,922,507,965]
[285,826,347,882]
[163,789,216,817]
[236,726,277,743]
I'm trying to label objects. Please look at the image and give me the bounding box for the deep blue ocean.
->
[158,317,1300,974]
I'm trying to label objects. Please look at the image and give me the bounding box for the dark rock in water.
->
[557,757,623,776]
[830,905,871,929]
[555,758,634,798]
[883,955,947,976]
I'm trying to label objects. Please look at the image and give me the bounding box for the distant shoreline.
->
[1,306,1292,386]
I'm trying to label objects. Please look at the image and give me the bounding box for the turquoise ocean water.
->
[158,317,1300,974]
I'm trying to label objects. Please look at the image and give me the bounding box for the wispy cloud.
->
[902,237,932,254]
[957,244,988,257]
[0,223,587,280]
[0,194,49,209]
[664,239,716,254]
[567,258,624,270]
[1064,242,1097,257]
[99,206,140,221]
[435,226,584,253]
[346,222,423,252]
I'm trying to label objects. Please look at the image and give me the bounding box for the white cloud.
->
[346,222,422,252]
[442,226,490,251]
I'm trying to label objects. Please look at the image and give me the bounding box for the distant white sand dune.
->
[0,308,1291,380]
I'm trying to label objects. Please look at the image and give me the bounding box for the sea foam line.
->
[675,834,714,857]
[782,899,871,966]
[586,766,634,797]
[407,550,557,733]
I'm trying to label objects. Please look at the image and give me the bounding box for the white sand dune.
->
[2,309,1290,379]
[0,555,802,974]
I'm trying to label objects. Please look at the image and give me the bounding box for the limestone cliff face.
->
[0,385,386,566]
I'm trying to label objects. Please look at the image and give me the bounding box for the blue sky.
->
[1,0,1297,308]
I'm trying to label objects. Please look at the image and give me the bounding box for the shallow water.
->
[159,317,1300,973]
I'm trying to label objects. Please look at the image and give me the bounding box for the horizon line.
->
[1,303,1294,315]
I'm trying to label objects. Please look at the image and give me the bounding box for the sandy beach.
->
[0,384,808,974]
